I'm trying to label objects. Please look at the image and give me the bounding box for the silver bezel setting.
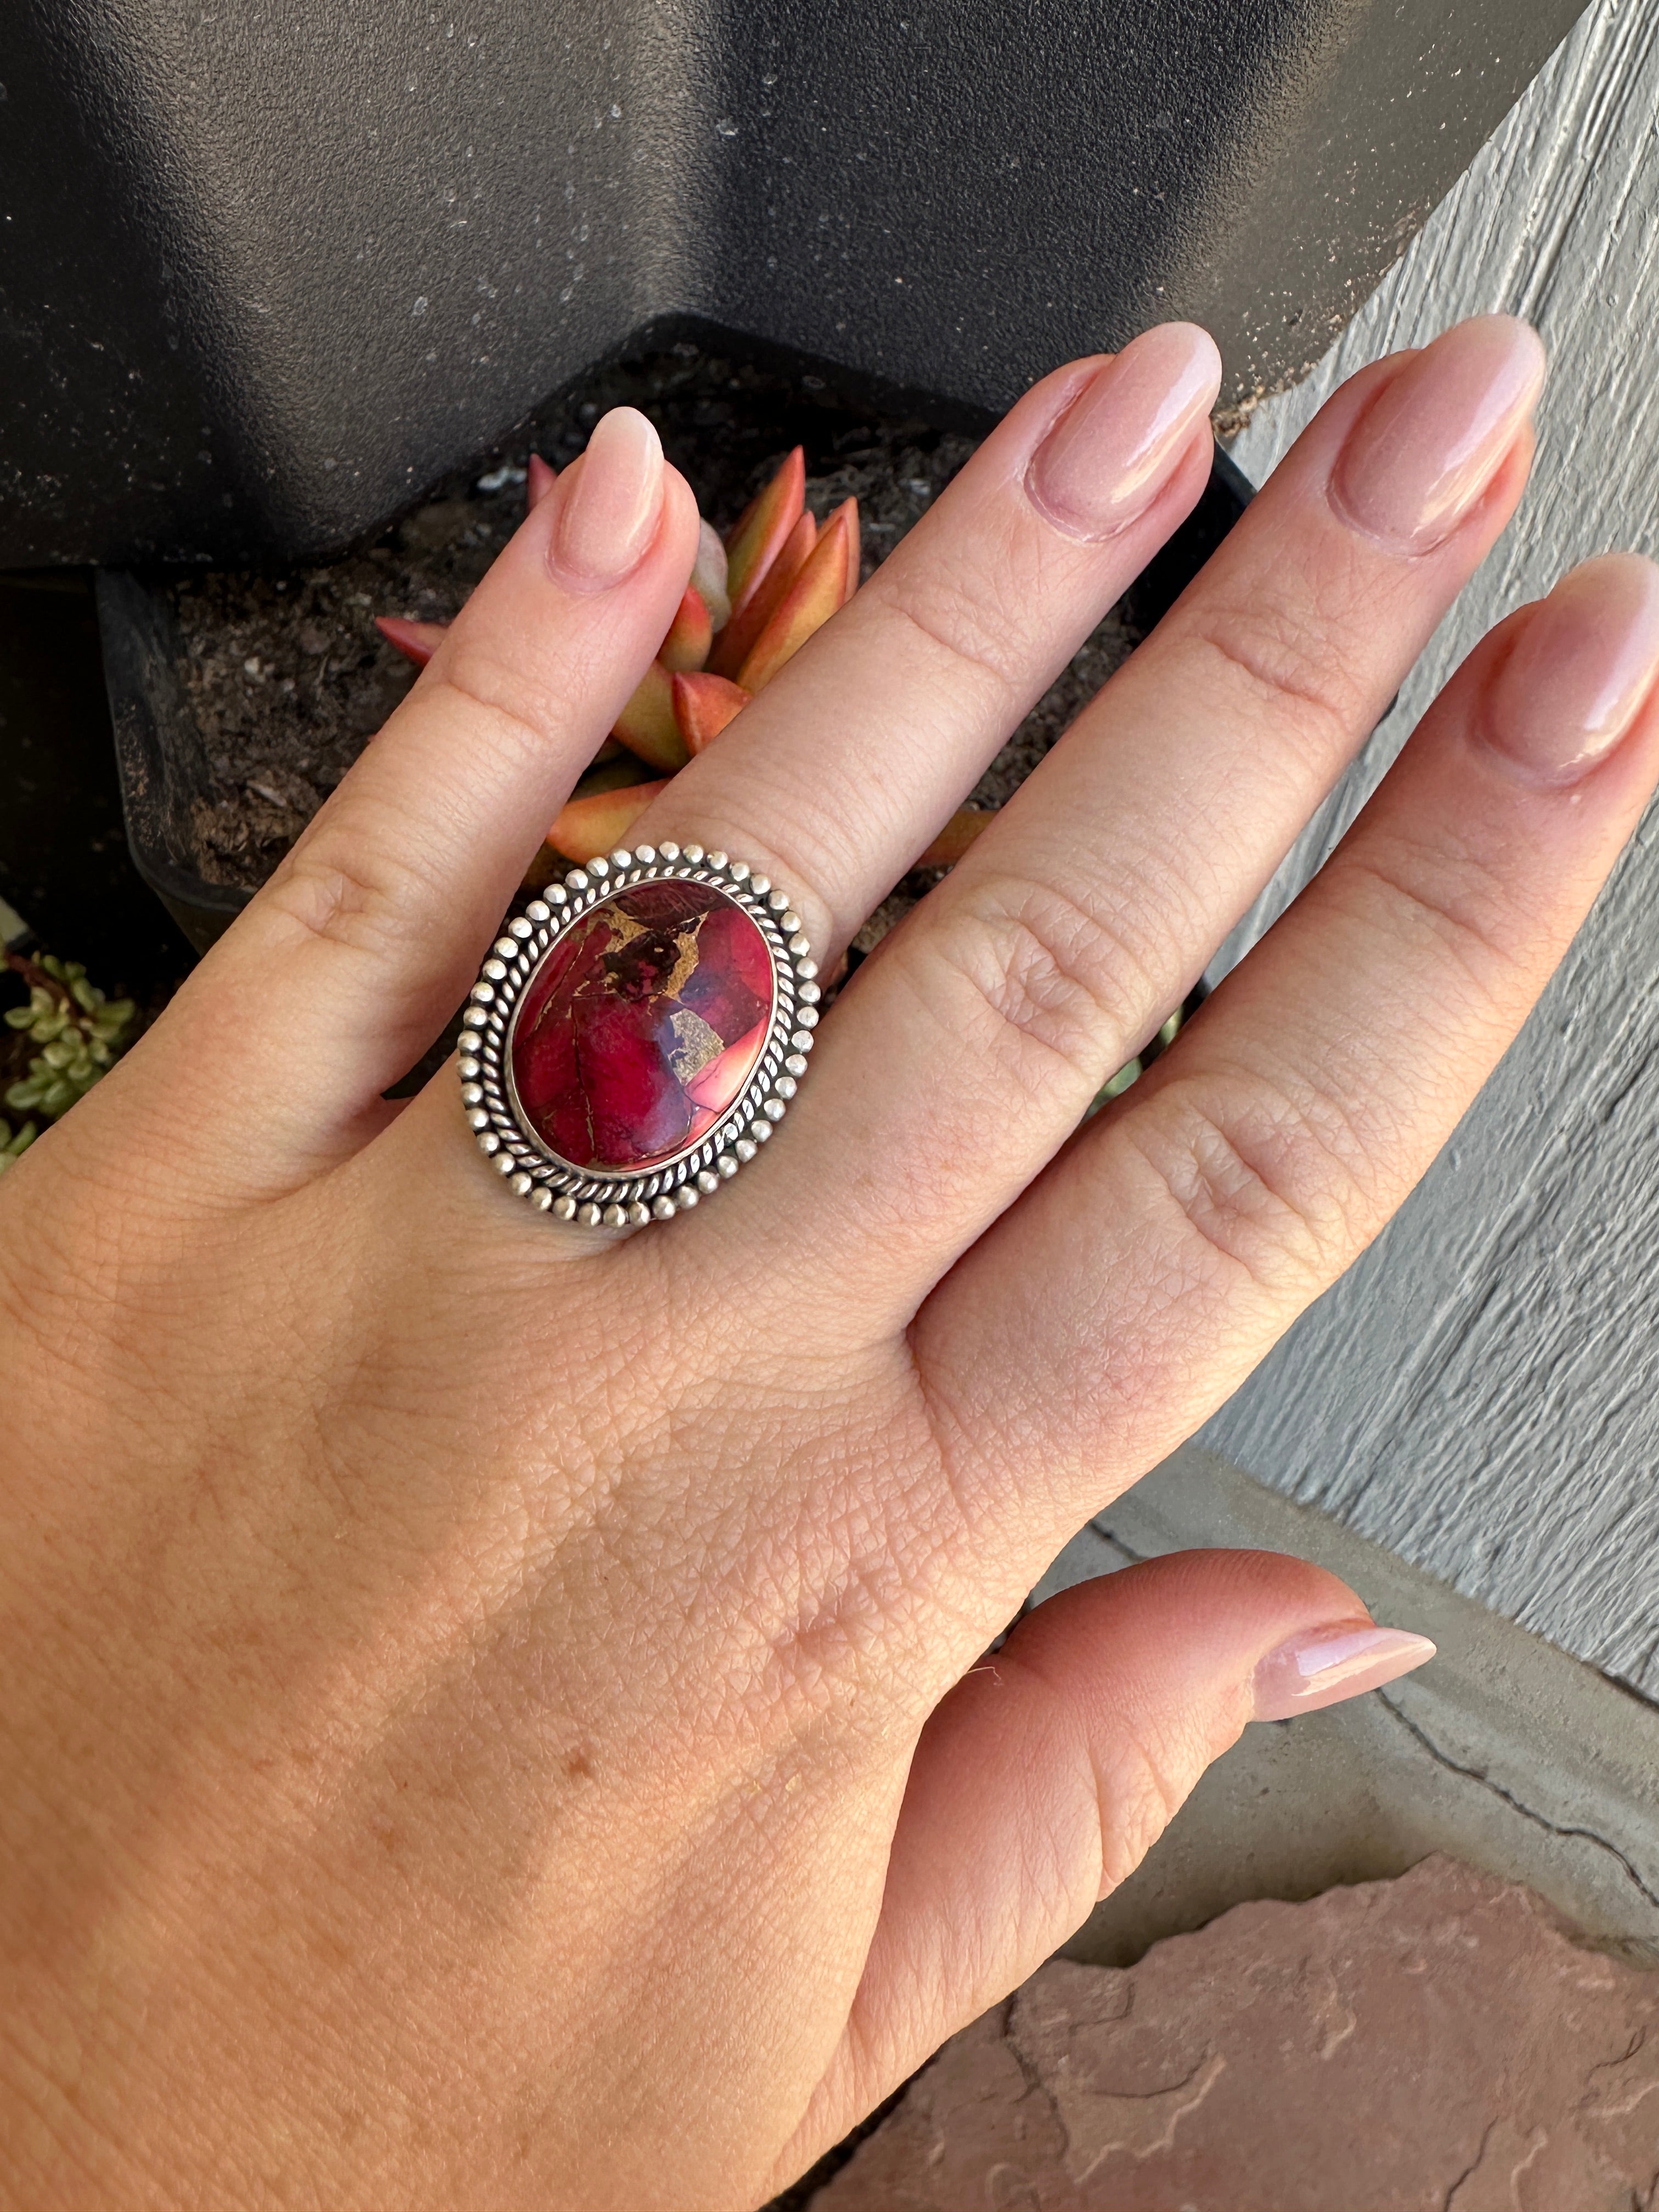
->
[458,844,820,1227]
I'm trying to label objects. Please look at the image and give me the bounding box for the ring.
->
[459,843,820,1227]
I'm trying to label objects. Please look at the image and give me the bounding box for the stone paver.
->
[811,1857,1659,2211]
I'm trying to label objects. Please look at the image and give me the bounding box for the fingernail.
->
[1487,554,1659,786]
[1332,315,1545,555]
[550,407,665,587]
[1026,323,1222,541]
[1251,1620,1436,1722]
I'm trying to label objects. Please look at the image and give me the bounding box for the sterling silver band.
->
[459,843,819,1227]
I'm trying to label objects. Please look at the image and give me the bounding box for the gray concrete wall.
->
[1034,1453,1659,1966]
[1194,0,1659,1691]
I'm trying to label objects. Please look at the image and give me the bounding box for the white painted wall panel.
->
[1192,0,1659,1687]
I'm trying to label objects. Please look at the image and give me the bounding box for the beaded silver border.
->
[458,842,820,1227]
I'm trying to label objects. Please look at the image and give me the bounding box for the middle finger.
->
[631,320,1224,951]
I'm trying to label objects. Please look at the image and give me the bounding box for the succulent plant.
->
[1089,1007,1186,1114]
[0,1116,36,1176]
[377,447,988,874]
[3,953,138,1121]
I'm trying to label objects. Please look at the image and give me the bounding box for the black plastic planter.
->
[95,567,250,955]
[6,0,1581,569]
[97,443,1253,957]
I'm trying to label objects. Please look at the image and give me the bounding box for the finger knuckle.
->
[930,872,1157,1092]
[1126,1070,1376,1295]
[263,840,426,965]
[1340,839,1526,1009]
[429,661,558,765]
[1096,1718,1203,1893]
[1180,593,1368,769]
[870,561,1027,700]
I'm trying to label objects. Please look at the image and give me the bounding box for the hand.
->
[4,314,1654,2211]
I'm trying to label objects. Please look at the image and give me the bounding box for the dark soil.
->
[169,342,1138,904]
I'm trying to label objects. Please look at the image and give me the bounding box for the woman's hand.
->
[4,314,1654,2211]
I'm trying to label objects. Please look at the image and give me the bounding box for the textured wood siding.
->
[1205,0,1659,1689]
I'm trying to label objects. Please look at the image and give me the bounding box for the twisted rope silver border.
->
[458,842,820,1227]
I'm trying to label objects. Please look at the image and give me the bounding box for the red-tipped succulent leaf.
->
[672,672,752,754]
[548,779,669,864]
[375,441,974,890]
[839,499,862,601]
[917,809,990,869]
[724,447,806,620]
[612,662,691,773]
[527,453,558,511]
[574,752,657,799]
[736,498,859,693]
[659,585,714,674]
[710,508,816,679]
[376,614,448,668]
[691,518,731,632]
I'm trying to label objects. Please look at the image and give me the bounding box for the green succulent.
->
[0,1116,36,1177]
[1090,1008,1185,1115]
[1098,1055,1143,1103]
[4,955,138,1122]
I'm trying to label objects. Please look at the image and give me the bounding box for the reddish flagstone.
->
[808,1856,1659,2212]
[510,882,773,1171]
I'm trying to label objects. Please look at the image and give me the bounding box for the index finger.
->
[152,413,701,1193]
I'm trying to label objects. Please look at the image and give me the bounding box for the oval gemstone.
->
[509,881,775,1172]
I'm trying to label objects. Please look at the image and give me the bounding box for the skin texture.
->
[3,318,1658,2210]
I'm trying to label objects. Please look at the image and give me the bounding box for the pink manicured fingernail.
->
[1026,323,1222,541]
[1486,554,1659,786]
[550,408,665,587]
[1251,1620,1436,1721]
[1332,315,1545,555]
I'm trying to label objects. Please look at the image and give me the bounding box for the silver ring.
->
[458,842,820,1227]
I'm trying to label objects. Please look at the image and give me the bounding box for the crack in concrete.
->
[1378,1692,1659,1913]
[1090,1520,1149,1565]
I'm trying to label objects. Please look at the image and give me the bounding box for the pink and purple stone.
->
[509,882,775,1172]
